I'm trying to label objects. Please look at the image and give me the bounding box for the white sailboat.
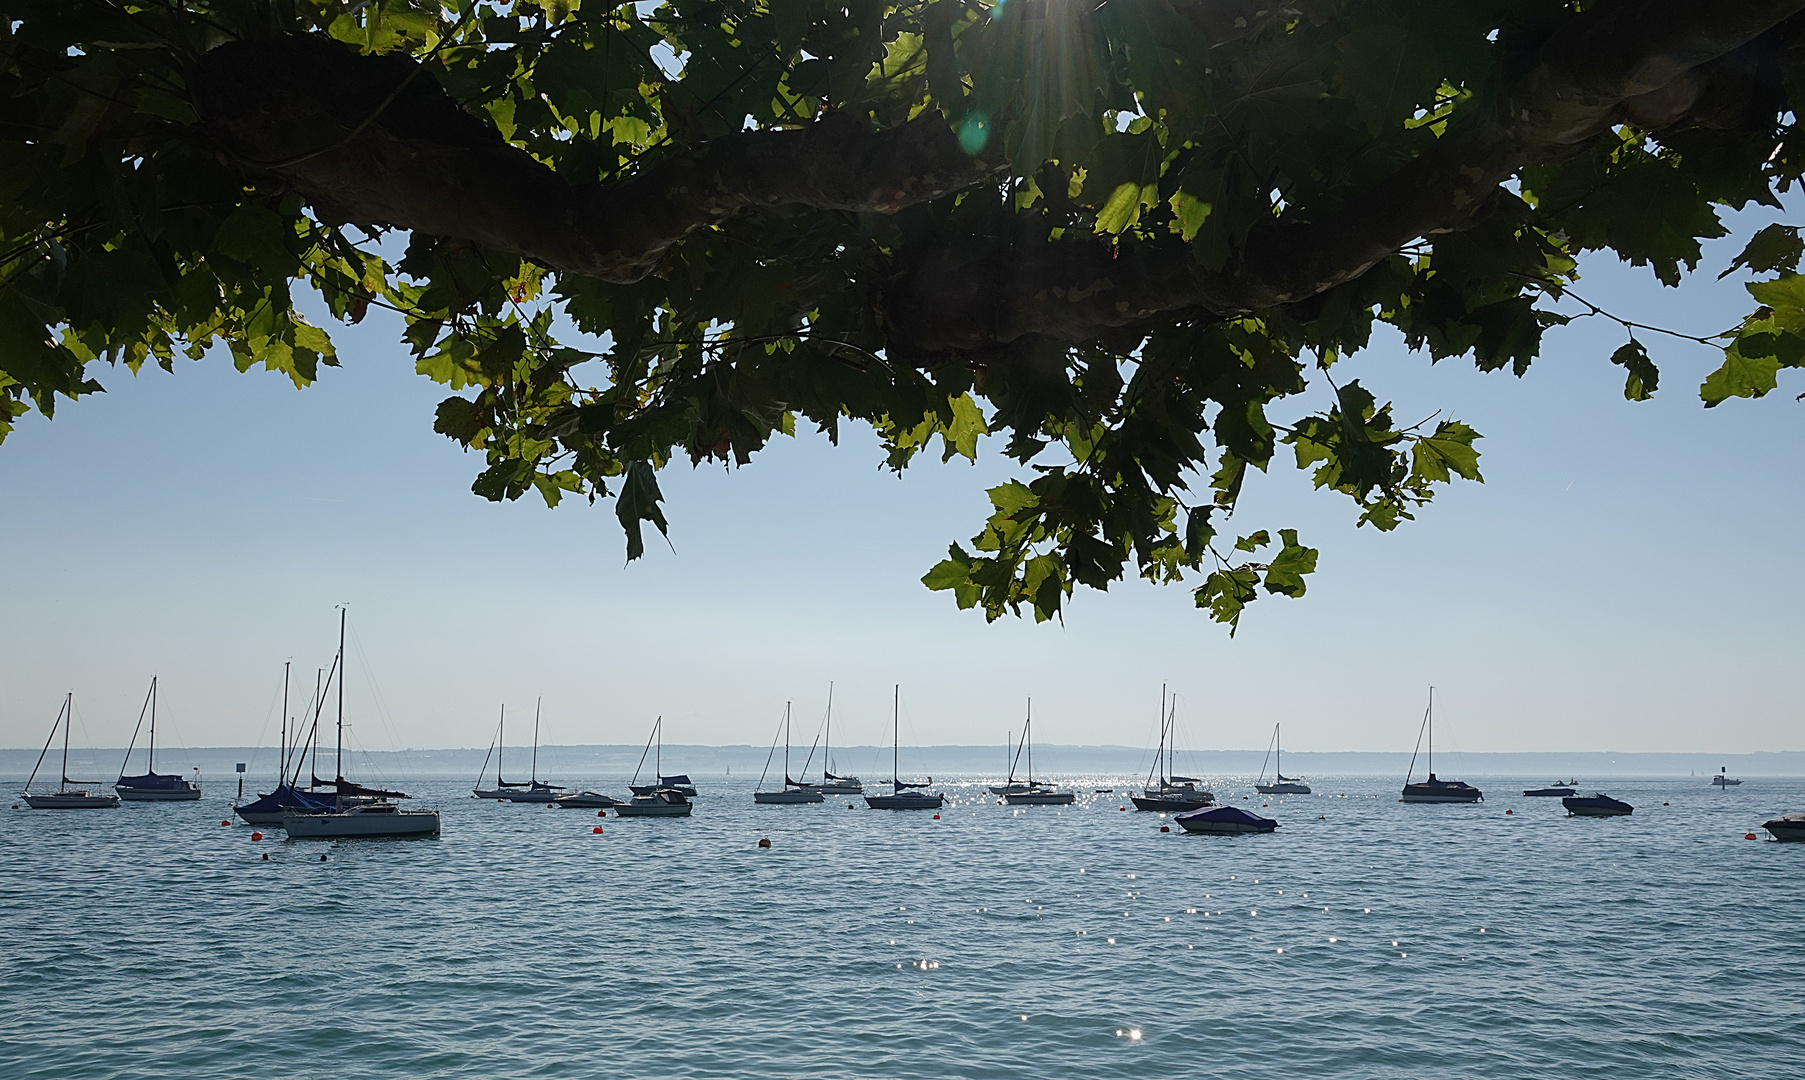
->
[22,693,121,809]
[815,683,863,794]
[1399,687,1482,804]
[1254,723,1311,795]
[754,702,825,804]
[863,686,943,810]
[1002,699,1073,805]
[114,676,202,801]
[280,608,440,838]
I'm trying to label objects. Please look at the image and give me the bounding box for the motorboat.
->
[1174,805,1278,835]
[114,677,202,801]
[21,693,120,810]
[614,789,694,817]
[1761,812,1805,841]
[1563,792,1633,817]
[1711,767,1742,788]
[1399,688,1482,803]
[753,702,826,804]
[1522,785,1577,797]
[815,682,863,794]
[1001,700,1074,805]
[283,800,441,838]
[554,791,623,809]
[1254,722,1311,794]
[625,717,699,797]
[1133,685,1216,812]
[864,685,944,810]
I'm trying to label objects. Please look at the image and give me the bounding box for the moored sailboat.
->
[1130,685,1214,812]
[616,716,695,816]
[21,693,121,810]
[1002,699,1073,805]
[1399,687,1482,804]
[626,716,698,796]
[753,702,825,804]
[816,683,862,794]
[864,686,943,810]
[235,663,339,824]
[1253,722,1310,795]
[114,677,202,801]
[481,699,567,802]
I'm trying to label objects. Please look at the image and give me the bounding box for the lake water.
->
[2,774,1800,1078]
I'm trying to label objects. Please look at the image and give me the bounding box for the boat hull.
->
[1004,791,1074,805]
[1401,778,1483,803]
[1400,792,1484,803]
[1522,787,1576,797]
[817,781,863,794]
[1762,814,1805,841]
[630,785,699,798]
[614,801,693,817]
[1563,797,1633,817]
[553,792,622,808]
[753,789,825,804]
[864,793,943,810]
[115,786,202,801]
[1174,806,1278,835]
[1131,794,1213,812]
[492,789,567,803]
[282,810,441,838]
[1254,783,1311,795]
[22,791,121,809]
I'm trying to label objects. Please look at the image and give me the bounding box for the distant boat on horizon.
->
[1711,766,1743,788]
[22,692,120,810]
[1400,687,1482,804]
[114,676,201,801]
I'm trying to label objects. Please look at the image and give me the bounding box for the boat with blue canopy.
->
[1563,793,1633,817]
[1174,805,1278,835]
[114,677,201,801]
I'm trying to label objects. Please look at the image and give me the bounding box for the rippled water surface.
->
[3,774,1802,1078]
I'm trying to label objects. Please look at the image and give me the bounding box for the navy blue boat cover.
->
[115,771,190,789]
[1174,805,1275,827]
[235,785,336,815]
[658,775,693,787]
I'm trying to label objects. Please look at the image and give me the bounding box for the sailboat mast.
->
[498,704,505,781]
[1276,723,1281,779]
[335,606,346,781]
[61,691,72,787]
[280,662,290,779]
[1158,684,1167,785]
[1026,698,1034,786]
[823,682,834,782]
[532,696,541,784]
[892,684,899,788]
[784,701,791,783]
[1428,686,1434,776]
[148,675,157,772]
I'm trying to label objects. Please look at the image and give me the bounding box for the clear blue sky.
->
[2,205,1799,756]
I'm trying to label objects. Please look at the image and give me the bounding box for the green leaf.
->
[1701,342,1782,406]
[1746,274,1805,334]
[1410,421,1483,484]
[1721,224,1802,279]
[1609,339,1660,401]
[615,459,669,561]
[1194,567,1259,633]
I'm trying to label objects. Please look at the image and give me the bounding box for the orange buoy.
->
[250,831,264,841]
[933,814,941,820]
[1262,803,1269,807]
[1746,832,1759,840]
[1159,826,1170,833]
[1119,806,1127,811]
[592,826,603,834]
[757,838,772,848]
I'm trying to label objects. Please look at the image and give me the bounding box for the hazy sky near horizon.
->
[2,204,1801,756]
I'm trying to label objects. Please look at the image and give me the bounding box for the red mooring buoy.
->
[1160,826,1170,833]
[597,810,606,817]
[933,814,941,820]
[250,831,264,841]
[758,838,772,848]
[593,826,603,834]
[221,820,231,826]
[1746,832,1759,840]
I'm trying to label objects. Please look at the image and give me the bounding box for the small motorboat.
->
[1522,785,1577,797]
[553,791,623,809]
[614,789,694,817]
[283,800,442,838]
[1563,793,1633,817]
[1174,805,1278,835]
[1761,812,1805,841]
[1711,767,1742,788]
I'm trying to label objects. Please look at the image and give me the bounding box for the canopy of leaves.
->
[4,0,1803,631]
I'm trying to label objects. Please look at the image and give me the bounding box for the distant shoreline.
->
[3,745,1800,779]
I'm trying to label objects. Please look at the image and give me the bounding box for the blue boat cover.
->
[1174,805,1276,828]
[116,771,192,789]
[236,785,336,815]
[659,774,693,786]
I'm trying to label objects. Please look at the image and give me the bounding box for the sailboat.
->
[113,676,203,800]
[754,702,825,804]
[21,693,121,809]
[1399,686,1482,803]
[616,716,694,816]
[988,730,1032,796]
[626,716,698,797]
[280,608,440,838]
[1130,685,1214,812]
[816,683,863,794]
[863,686,943,810]
[1003,699,1073,805]
[1253,723,1310,795]
[482,699,567,802]
[235,663,338,824]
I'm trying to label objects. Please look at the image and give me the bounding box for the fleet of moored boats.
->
[18,660,1804,842]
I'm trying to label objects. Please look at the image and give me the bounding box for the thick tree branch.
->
[883,0,1805,357]
[192,35,1002,284]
